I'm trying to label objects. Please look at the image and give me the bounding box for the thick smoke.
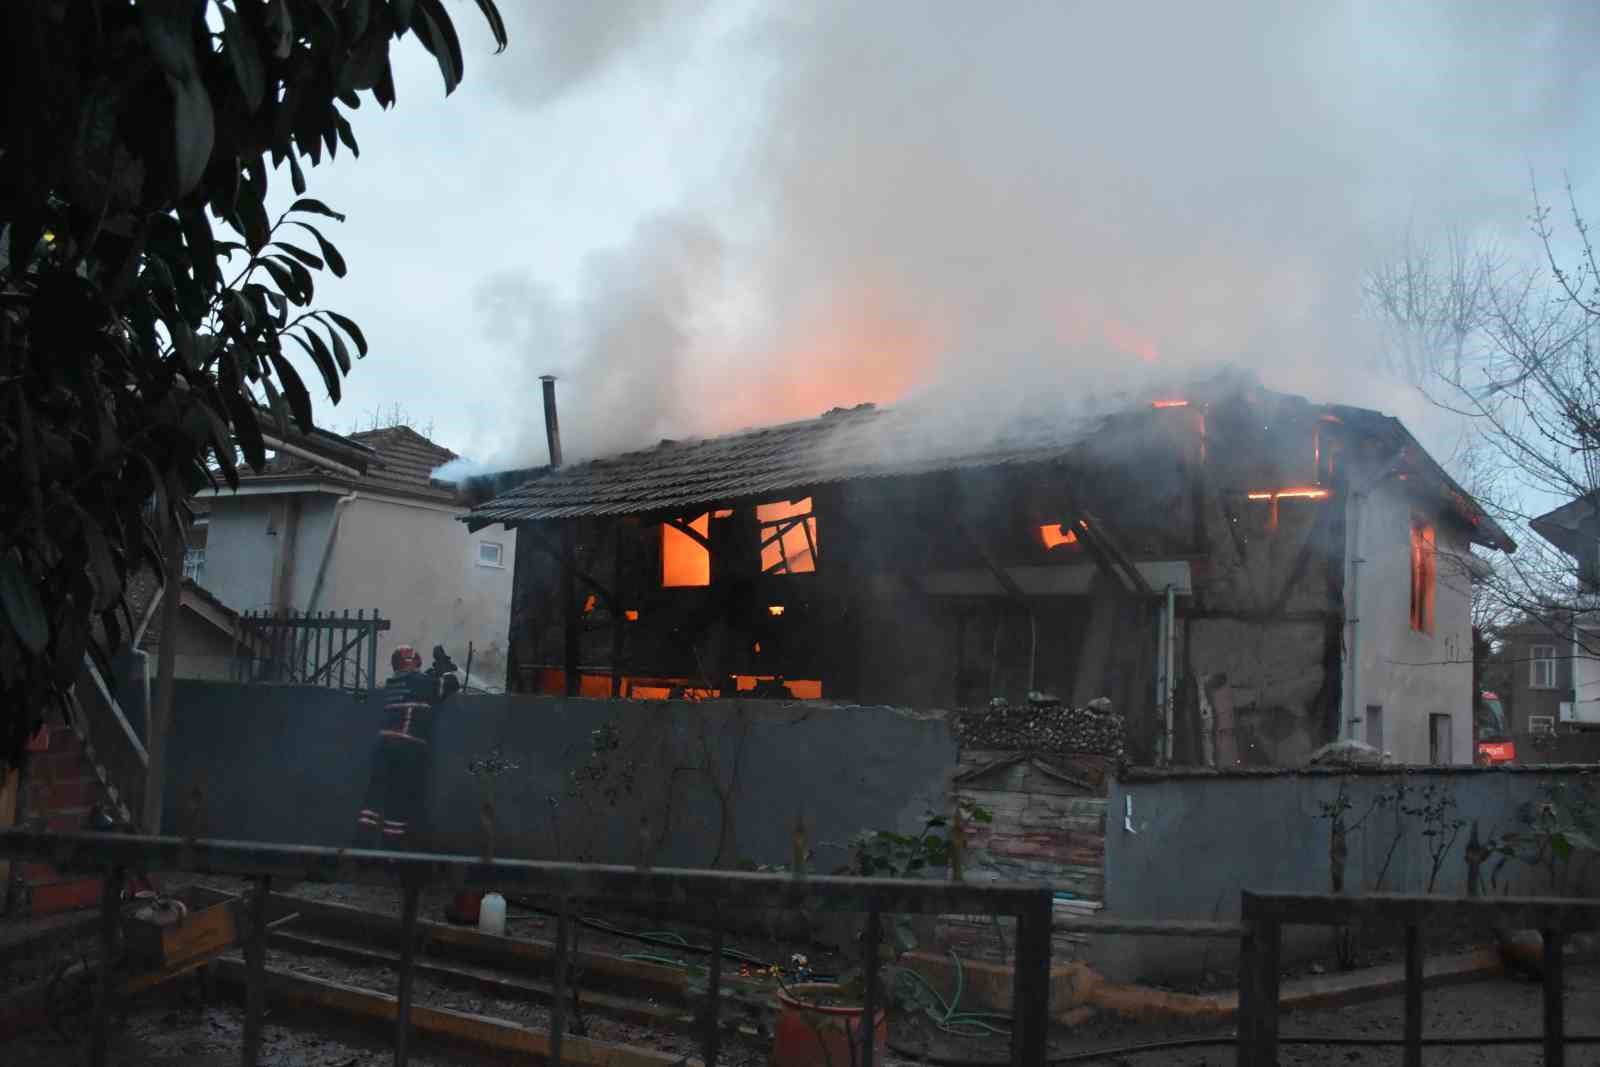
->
[452,0,1600,475]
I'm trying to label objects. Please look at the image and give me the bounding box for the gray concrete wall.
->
[160,682,957,870]
[1096,766,1596,980]
[1107,768,1593,919]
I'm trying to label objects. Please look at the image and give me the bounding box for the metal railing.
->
[1237,890,1600,1067]
[0,829,1055,1067]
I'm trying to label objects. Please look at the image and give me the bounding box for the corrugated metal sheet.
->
[465,403,1107,524]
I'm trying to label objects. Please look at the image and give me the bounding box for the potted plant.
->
[766,801,994,1067]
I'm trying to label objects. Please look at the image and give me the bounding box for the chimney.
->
[540,375,564,469]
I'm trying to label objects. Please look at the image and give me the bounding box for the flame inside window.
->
[662,514,711,587]
[758,498,817,574]
[582,594,597,614]
[625,609,640,621]
[1040,523,1080,549]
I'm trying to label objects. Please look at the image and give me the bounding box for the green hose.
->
[897,953,1014,1038]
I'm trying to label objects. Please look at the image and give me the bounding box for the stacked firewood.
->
[955,693,1125,760]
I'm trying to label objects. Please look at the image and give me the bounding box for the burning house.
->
[464,372,1513,767]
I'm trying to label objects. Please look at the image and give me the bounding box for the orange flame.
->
[1040,524,1079,549]
[662,514,711,587]
[1246,488,1329,501]
[757,498,817,573]
[1151,399,1189,409]
[768,604,786,616]
[625,609,640,621]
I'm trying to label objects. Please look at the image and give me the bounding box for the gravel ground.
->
[6,959,1595,1065]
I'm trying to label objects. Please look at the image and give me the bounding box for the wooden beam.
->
[210,958,706,1067]
[519,522,618,612]
[664,516,715,554]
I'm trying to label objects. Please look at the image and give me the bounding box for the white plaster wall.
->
[201,492,338,616]
[1347,480,1474,764]
[202,496,282,614]
[322,497,514,690]
[1573,621,1600,724]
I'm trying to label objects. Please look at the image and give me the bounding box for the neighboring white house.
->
[1531,494,1600,728]
[198,424,515,691]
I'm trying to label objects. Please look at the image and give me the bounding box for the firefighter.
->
[355,644,460,847]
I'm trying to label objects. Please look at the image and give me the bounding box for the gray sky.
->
[268,1,1600,474]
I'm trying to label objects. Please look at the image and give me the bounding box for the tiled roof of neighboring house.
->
[234,423,461,505]
[1531,494,1599,558]
[463,377,1516,552]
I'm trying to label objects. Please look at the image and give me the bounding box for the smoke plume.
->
[448,0,1600,477]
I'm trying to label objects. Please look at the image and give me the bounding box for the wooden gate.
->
[234,609,391,691]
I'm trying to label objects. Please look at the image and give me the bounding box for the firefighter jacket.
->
[377,667,458,746]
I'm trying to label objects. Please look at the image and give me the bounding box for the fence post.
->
[1236,898,1279,1067]
[1010,891,1052,1066]
[242,874,272,1067]
[860,907,883,1067]
[394,882,421,1067]
[368,608,379,691]
[550,897,571,1066]
[89,866,125,1067]
[1403,922,1422,1067]
[702,914,724,1067]
[1544,928,1565,1067]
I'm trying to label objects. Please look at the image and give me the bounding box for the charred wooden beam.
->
[520,522,618,613]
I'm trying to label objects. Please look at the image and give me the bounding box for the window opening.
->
[757,498,817,574]
[182,547,206,583]
[1409,519,1435,633]
[662,514,711,587]
[1531,644,1557,689]
[478,541,504,568]
[1429,713,1454,764]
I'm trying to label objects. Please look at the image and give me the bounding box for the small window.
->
[1365,705,1384,751]
[1429,713,1454,765]
[477,541,505,568]
[1409,519,1436,634]
[182,548,205,583]
[1531,644,1557,689]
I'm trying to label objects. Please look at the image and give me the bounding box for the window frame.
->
[182,547,206,583]
[1530,644,1557,690]
[476,540,505,569]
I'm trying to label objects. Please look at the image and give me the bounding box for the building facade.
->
[469,374,1511,767]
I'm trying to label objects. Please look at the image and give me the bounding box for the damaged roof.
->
[465,402,1109,526]
[465,383,1515,552]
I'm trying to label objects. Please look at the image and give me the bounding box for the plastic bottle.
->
[477,892,506,937]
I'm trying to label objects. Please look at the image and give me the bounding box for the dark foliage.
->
[0,0,506,765]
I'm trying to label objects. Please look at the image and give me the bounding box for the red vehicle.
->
[1475,690,1515,765]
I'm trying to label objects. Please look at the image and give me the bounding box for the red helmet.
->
[391,645,423,672]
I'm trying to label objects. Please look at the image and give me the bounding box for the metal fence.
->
[234,610,390,690]
[1237,890,1600,1067]
[0,829,1055,1067]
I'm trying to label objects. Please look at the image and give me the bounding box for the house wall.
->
[1501,624,1574,734]
[170,608,241,681]
[1570,624,1600,726]
[1347,480,1474,765]
[324,497,514,690]
[202,493,339,615]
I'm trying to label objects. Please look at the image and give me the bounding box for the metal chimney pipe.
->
[540,375,564,469]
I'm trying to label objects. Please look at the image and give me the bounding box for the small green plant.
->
[1493,780,1599,895]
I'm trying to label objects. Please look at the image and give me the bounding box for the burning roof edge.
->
[462,389,1516,554]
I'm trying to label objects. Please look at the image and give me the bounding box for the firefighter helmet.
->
[391,645,423,672]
